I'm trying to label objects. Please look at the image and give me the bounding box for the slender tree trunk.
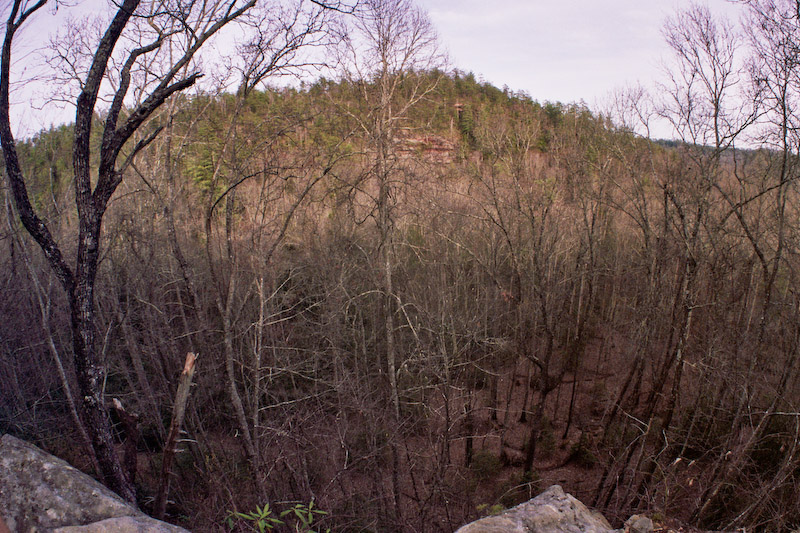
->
[464,393,474,467]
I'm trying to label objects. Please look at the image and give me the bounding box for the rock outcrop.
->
[455,485,653,533]
[0,434,187,532]
[0,432,657,533]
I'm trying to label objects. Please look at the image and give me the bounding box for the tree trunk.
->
[71,284,137,503]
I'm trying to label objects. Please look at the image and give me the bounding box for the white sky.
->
[7,0,746,138]
[417,0,744,106]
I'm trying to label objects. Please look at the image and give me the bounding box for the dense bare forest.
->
[4,0,800,531]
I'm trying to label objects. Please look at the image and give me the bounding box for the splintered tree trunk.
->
[156,353,197,520]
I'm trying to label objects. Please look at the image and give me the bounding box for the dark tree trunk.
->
[71,275,138,502]
[1,0,253,504]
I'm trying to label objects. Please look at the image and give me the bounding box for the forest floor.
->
[454,332,708,531]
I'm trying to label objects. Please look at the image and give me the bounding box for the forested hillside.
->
[3,0,800,531]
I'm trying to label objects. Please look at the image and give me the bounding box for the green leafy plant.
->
[280,501,329,532]
[476,503,504,516]
[225,503,283,532]
[225,501,329,533]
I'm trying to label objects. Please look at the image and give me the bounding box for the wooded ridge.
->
[3,1,800,531]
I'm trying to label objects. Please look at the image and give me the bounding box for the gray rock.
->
[0,434,187,532]
[52,516,187,532]
[455,485,615,533]
[623,514,654,533]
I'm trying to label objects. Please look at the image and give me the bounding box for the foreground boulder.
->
[0,434,187,532]
[455,485,653,533]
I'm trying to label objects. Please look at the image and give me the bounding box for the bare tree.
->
[333,0,443,520]
[337,0,443,418]
[688,1,800,525]
[0,0,255,502]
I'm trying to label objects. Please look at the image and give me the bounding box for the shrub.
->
[537,417,556,459]
[569,433,597,469]
[470,449,503,481]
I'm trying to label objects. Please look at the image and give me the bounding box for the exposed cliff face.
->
[0,434,186,533]
[455,485,653,533]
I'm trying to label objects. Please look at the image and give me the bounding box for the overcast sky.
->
[7,0,746,138]
[417,0,744,106]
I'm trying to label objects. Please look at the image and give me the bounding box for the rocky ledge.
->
[0,434,186,532]
[455,485,653,533]
[0,432,656,533]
